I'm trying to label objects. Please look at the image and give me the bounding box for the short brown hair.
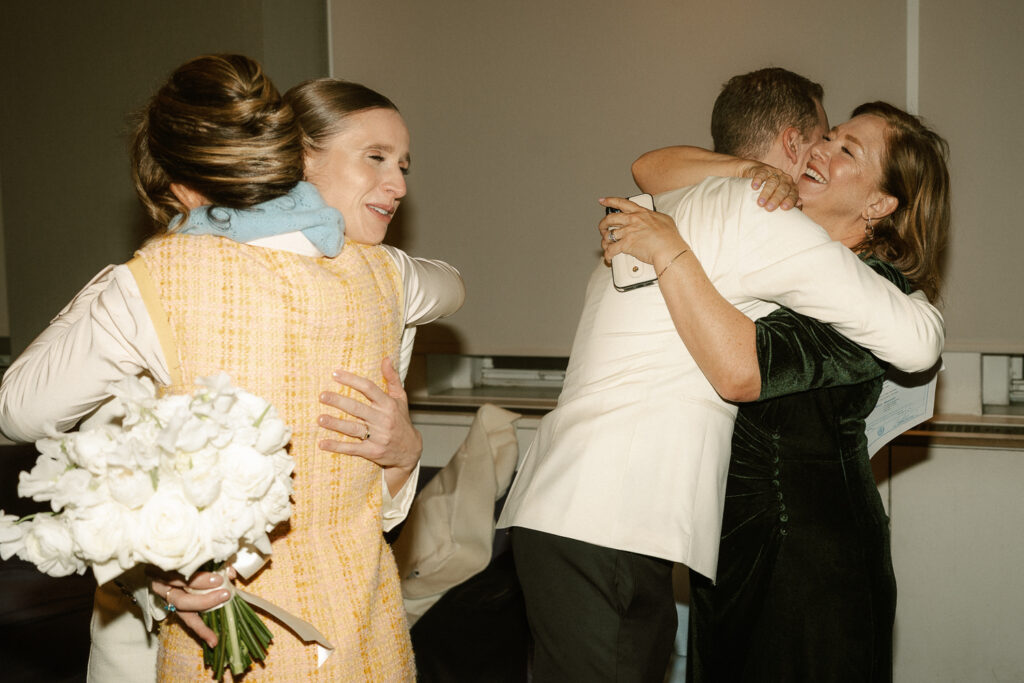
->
[284,78,398,154]
[850,102,950,302]
[711,67,824,158]
[131,54,303,228]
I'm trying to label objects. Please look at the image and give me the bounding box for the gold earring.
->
[865,218,875,240]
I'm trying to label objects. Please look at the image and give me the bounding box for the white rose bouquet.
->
[0,373,295,679]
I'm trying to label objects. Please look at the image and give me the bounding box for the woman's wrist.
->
[735,158,763,179]
[656,249,690,278]
[653,242,689,273]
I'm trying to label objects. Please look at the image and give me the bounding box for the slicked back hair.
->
[711,67,824,158]
[284,78,399,154]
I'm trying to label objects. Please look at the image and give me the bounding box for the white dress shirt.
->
[498,177,943,580]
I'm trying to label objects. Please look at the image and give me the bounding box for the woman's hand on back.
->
[598,196,691,273]
[745,163,800,211]
[318,357,422,493]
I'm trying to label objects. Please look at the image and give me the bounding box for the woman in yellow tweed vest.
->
[0,55,463,681]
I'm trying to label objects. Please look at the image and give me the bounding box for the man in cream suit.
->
[498,69,944,681]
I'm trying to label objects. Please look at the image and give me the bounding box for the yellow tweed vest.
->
[131,233,413,681]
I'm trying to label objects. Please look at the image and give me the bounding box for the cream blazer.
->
[498,177,943,581]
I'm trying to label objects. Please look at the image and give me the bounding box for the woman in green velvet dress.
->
[694,256,914,682]
[601,101,950,681]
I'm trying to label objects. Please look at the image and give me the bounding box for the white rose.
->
[17,451,69,502]
[232,391,267,421]
[207,424,238,449]
[106,465,155,509]
[196,372,235,398]
[269,450,296,479]
[202,497,255,561]
[189,446,220,471]
[255,416,291,454]
[19,514,85,577]
[210,392,237,417]
[114,429,161,471]
[166,450,193,480]
[50,467,107,512]
[64,429,115,476]
[180,448,223,509]
[153,394,190,424]
[153,399,191,453]
[154,408,187,454]
[259,478,293,529]
[135,489,205,574]
[225,424,259,449]
[68,501,132,564]
[175,414,219,453]
[0,512,26,560]
[220,444,275,501]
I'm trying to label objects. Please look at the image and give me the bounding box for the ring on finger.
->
[361,424,371,441]
[163,586,177,613]
[608,228,619,243]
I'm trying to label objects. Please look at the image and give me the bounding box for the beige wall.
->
[920,0,1024,352]
[329,0,1022,357]
[877,444,1024,680]
[0,0,328,355]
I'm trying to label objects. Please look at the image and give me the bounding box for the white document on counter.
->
[865,367,938,457]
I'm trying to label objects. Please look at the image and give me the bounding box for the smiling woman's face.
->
[304,107,411,245]
[798,113,892,246]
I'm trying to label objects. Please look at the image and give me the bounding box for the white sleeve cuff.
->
[381,463,421,532]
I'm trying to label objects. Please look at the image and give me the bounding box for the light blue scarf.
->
[169,181,345,257]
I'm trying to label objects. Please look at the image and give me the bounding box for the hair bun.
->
[132,54,303,228]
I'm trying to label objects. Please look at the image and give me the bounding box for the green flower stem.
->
[202,609,213,669]
[238,617,261,661]
[223,596,245,675]
[198,574,273,678]
[236,598,271,661]
[214,610,226,677]
[253,404,272,427]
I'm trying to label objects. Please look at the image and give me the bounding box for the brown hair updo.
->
[284,78,398,154]
[131,54,304,228]
[851,101,950,302]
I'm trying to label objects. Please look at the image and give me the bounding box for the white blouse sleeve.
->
[378,247,465,525]
[380,466,421,533]
[382,246,465,380]
[0,264,167,442]
[382,246,466,327]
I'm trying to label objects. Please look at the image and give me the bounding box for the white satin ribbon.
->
[192,545,335,666]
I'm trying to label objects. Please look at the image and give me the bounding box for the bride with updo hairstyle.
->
[0,53,463,682]
[131,53,304,228]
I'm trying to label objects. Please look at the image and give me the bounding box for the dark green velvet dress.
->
[687,259,909,683]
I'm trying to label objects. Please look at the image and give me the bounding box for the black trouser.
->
[511,527,676,683]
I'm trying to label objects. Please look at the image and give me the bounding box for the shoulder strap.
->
[126,255,184,388]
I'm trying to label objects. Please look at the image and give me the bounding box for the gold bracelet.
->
[656,249,689,278]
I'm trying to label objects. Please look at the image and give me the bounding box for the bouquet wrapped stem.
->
[200,566,274,678]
